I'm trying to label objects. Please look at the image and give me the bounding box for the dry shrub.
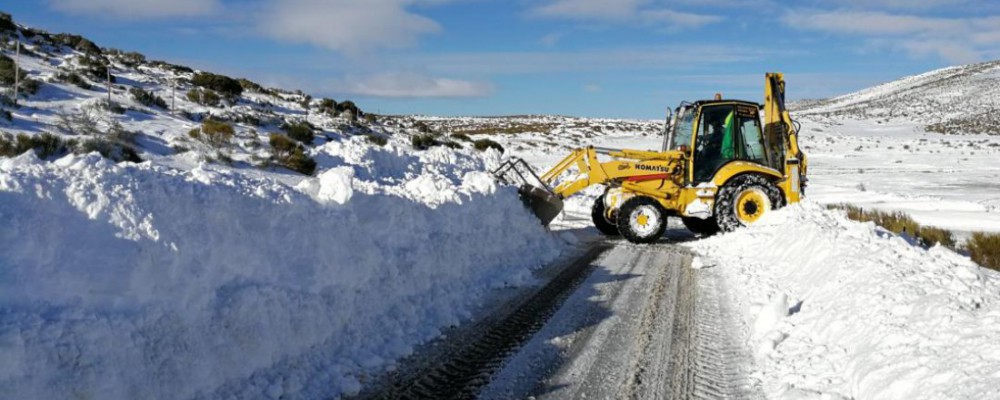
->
[968,232,1000,271]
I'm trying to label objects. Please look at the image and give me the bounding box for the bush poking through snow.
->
[451,133,473,142]
[76,55,113,83]
[237,78,264,93]
[831,204,956,249]
[150,60,194,74]
[53,33,102,55]
[282,121,315,144]
[269,134,297,159]
[411,133,439,150]
[106,49,146,68]
[968,232,1000,271]
[99,99,126,115]
[919,226,957,249]
[0,132,74,159]
[411,133,463,150]
[269,133,317,175]
[474,138,505,153]
[318,98,338,115]
[285,147,317,175]
[191,72,243,97]
[186,88,222,107]
[79,137,142,163]
[0,54,25,86]
[336,100,361,120]
[55,110,102,136]
[19,78,41,96]
[0,12,15,33]
[191,120,234,149]
[129,87,168,109]
[57,72,92,90]
[365,135,388,147]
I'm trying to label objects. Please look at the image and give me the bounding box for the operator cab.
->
[663,100,784,183]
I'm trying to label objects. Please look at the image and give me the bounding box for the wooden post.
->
[106,63,112,104]
[171,79,176,113]
[13,40,20,106]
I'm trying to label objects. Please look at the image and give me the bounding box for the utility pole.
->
[106,63,112,105]
[171,79,176,114]
[13,40,20,106]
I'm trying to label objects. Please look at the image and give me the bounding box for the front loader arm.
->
[538,147,608,198]
[539,146,682,199]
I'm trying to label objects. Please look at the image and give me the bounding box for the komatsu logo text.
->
[635,164,670,173]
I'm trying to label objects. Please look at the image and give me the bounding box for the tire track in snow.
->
[670,255,763,400]
[356,243,611,399]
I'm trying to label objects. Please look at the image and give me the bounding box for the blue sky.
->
[5,0,1000,118]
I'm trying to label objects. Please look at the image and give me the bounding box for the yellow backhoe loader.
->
[494,72,807,244]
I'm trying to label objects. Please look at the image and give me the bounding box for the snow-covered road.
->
[361,221,760,399]
[482,236,758,399]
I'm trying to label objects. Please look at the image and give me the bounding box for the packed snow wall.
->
[0,143,565,399]
[689,202,1000,400]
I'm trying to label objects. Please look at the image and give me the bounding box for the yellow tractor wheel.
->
[735,188,770,224]
[616,196,667,244]
[591,194,620,236]
[715,174,783,232]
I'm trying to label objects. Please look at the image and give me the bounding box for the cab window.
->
[670,107,695,151]
[735,108,767,165]
[693,105,736,182]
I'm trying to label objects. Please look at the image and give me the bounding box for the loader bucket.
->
[493,158,565,225]
[517,184,564,226]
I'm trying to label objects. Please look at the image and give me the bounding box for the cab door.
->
[692,103,772,183]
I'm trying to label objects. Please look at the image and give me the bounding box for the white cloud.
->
[783,10,960,35]
[529,0,722,30]
[783,9,1000,63]
[258,0,442,54]
[407,45,783,75]
[816,0,968,10]
[333,72,493,98]
[48,0,220,19]
[531,0,647,20]
[640,9,723,30]
[539,32,564,47]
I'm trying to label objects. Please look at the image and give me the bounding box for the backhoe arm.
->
[764,72,808,200]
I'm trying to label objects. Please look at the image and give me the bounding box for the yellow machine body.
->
[515,72,807,240]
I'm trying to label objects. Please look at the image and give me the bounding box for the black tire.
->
[591,195,620,236]
[682,216,719,236]
[714,174,784,232]
[616,196,668,244]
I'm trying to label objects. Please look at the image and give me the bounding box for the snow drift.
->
[0,143,564,399]
[689,202,1000,400]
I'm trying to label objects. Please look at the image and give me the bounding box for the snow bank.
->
[689,202,1000,400]
[0,147,564,399]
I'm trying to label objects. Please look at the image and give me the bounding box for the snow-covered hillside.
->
[790,59,1000,236]
[796,60,1000,135]
[0,14,574,400]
